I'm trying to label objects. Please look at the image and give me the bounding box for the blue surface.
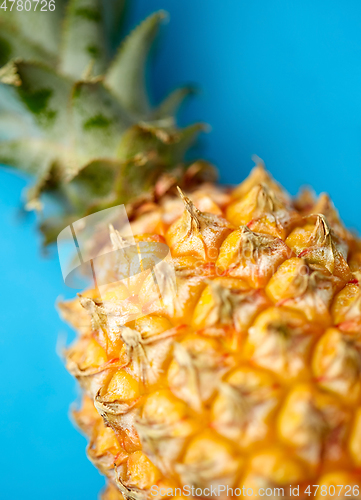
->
[1,1,361,498]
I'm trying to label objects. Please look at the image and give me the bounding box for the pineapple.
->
[2,3,361,500]
[60,161,361,500]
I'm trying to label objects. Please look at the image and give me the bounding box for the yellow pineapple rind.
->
[62,163,361,499]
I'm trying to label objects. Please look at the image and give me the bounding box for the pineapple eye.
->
[166,188,234,262]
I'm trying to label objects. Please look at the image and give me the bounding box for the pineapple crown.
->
[0,0,212,244]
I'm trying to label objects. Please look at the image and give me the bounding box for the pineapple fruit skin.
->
[62,163,361,499]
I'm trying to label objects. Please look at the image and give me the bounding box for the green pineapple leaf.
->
[117,122,206,165]
[0,60,72,139]
[102,0,127,54]
[152,86,196,120]
[0,0,67,57]
[0,25,53,67]
[71,80,131,164]
[0,138,58,176]
[66,158,123,211]
[104,11,166,117]
[0,3,206,245]
[61,0,108,79]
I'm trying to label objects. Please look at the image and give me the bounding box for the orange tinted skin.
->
[331,282,361,332]
[226,184,301,239]
[216,227,294,288]
[63,165,361,497]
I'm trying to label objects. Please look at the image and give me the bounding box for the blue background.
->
[1,0,361,498]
